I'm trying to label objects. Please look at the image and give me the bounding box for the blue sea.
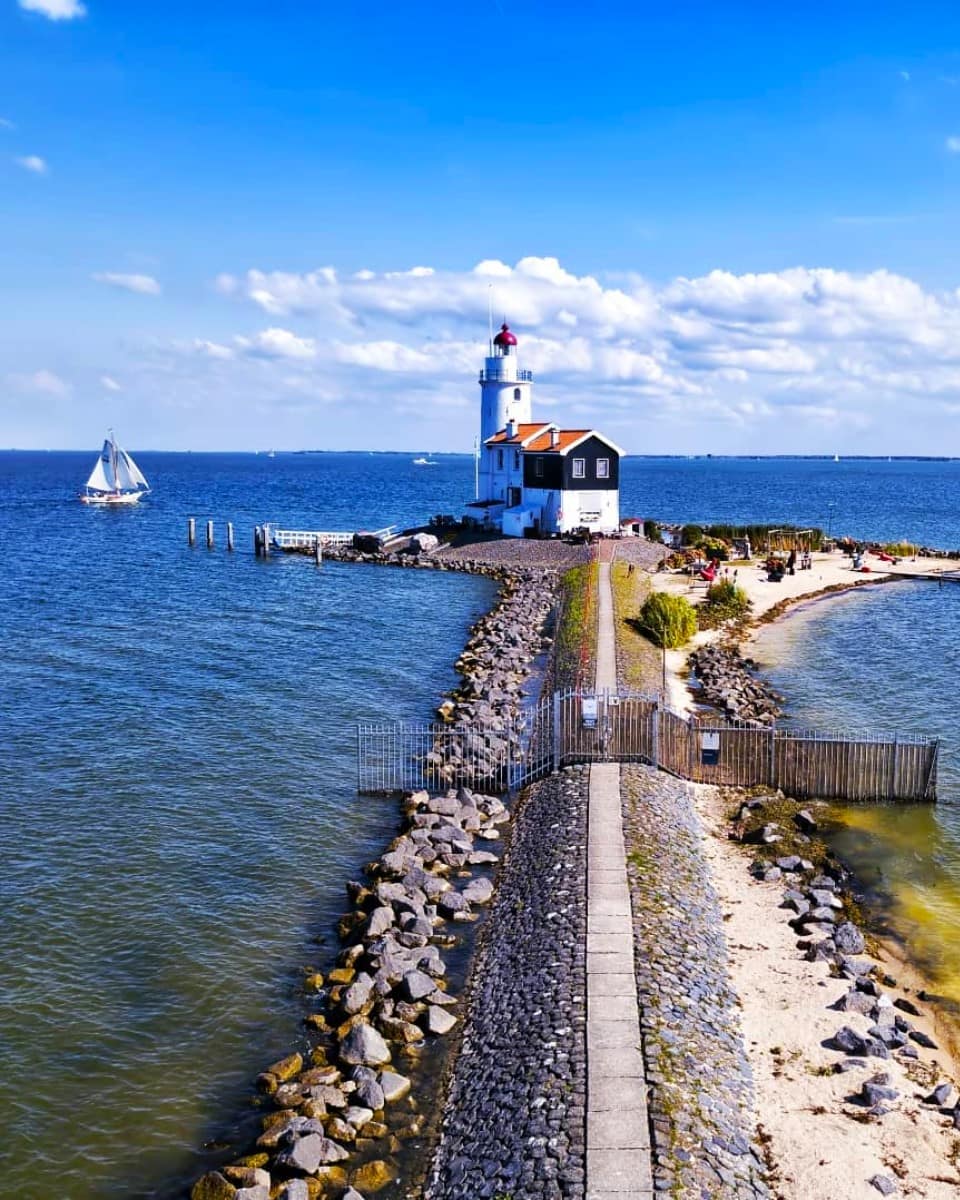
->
[1,450,959,1199]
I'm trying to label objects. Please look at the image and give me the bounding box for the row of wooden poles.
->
[187,518,323,563]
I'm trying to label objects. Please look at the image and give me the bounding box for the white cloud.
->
[15,155,47,175]
[186,254,960,450]
[900,70,911,82]
[100,375,121,391]
[18,0,87,19]
[193,339,235,360]
[0,118,14,130]
[947,136,960,153]
[92,272,161,295]
[9,369,71,396]
[235,327,317,360]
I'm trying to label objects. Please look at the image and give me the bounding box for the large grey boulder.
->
[339,1022,391,1066]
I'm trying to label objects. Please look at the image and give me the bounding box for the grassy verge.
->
[610,561,663,691]
[555,560,599,688]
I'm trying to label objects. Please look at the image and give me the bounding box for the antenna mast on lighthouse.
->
[487,285,494,355]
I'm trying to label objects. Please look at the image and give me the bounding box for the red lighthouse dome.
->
[493,322,517,348]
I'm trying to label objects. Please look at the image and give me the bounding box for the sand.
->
[644,548,960,1195]
[694,784,960,1199]
[650,549,960,715]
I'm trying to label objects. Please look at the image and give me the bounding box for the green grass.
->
[555,560,599,688]
[610,562,662,691]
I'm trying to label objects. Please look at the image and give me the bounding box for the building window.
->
[514,450,520,470]
[497,449,504,469]
[534,457,544,478]
[513,387,521,401]
[596,457,610,479]
[572,457,586,479]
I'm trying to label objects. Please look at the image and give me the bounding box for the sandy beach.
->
[650,549,960,715]
[641,546,960,1196]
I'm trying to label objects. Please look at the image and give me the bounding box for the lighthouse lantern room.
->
[470,322,623,538]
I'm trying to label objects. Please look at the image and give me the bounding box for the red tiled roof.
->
[486,423,551,445]
[523,428,592,453]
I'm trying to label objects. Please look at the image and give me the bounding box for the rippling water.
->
[753,584,960,1008]
[1,450,958,1199]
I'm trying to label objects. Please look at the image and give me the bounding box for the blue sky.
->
[5,0,960,452]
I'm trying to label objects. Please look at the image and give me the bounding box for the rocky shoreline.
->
[190,553,561,1199]
[688,644,784,726]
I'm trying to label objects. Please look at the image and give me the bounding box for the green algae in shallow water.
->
[825,802,960,1010]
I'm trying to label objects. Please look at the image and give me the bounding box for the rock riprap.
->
[190,786,507,1200]
[425,766,589,1200]
[621,765,769,1199]
[689,644,783,726]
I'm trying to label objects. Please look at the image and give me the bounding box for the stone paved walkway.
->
[585,560,653,1199]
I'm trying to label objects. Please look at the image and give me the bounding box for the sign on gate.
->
[700,730,720,766]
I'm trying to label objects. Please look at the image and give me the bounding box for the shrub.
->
[697,580,751,630]
[636,592,697,649]
[643,519,661,542]
[680,523,704,547]
[699,536,729,561]
[882,541,915,558]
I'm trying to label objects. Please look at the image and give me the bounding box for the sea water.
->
[1,450,958,1198]
[752,583,960,1011]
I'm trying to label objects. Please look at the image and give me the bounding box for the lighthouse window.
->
[497,449,504,469]
[513,387,521,401]
[572,457,586,479]
[596,458,610,479]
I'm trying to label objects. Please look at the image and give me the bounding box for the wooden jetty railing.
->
[269,528,355,550]
[357,689,940,802]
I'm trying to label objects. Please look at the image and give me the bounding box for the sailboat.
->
[79,431,150,505]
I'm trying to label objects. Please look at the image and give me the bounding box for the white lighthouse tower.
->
[479,322,532,447]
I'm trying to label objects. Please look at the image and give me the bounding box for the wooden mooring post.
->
[206,520,214,549]
[187,517,196,547]
[315,540,323,565]
[226,522,235,552]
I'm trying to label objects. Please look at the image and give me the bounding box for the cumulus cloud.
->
[92,272,161,295]
[9,369,71,396]
[0,118,14,130]
[100,375,121,391]
[234,327,317,360]
[15,155,47,175]
[195,254,960,449]
[19,0,87,19]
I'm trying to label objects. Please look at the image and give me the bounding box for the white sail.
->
[85,440,116,492]
[115,448,149,491]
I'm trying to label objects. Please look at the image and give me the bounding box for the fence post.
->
[888,735,899,801]
[552,690,561,772]
[769,726,777,788]
[652,701,660,769]
[506,716,513,796]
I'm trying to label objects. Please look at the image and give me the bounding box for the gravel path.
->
[425,767,589,1200]
[435,536,594,569]
[621,764,770,1199]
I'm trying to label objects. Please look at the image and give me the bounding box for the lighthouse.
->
[479,323,532,446]
[469,319,624,537]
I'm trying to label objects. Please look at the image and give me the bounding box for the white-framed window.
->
[596,457,610,479]
[572,457,586,479]
[535,457,544,478]
[497,449,504,469]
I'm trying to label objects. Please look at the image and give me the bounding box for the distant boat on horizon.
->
[833,454,840,462]
[79,431,150,505]
[412,457,438,466]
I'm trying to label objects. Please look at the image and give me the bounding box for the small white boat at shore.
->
[79,431,150,505]
[412,457,438,466]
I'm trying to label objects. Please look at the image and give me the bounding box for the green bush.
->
[697,580,751,630]
[643,519,661,542]
[882,541,915,558]
[680,523,704,547]
[636,592,697,649]
[699,536,729,561]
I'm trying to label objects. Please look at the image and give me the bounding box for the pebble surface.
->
[425,766,590,1200]
[621,764,769,1200]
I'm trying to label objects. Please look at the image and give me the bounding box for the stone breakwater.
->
[736,793,960,1135]
[189,550,562,1199]
[688,644,783,726]
[621,765,770,1199]
[425,766,589,1200]
[190,786,510,1200]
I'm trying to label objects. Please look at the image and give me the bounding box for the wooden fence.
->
[357,689,939,802]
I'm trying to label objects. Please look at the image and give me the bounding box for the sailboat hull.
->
[79,491,145,506]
